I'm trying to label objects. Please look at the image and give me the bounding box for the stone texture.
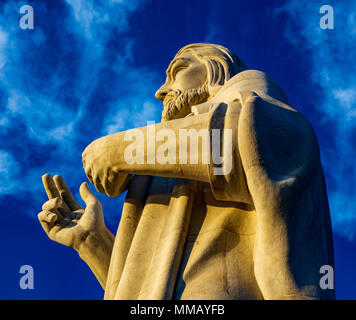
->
[38,43,335,300]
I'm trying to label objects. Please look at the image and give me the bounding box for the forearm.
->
[77,227,115,290]
[96,113,213,182]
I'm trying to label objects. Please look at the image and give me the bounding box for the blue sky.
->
[0,0,355,299]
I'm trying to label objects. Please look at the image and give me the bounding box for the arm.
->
[38,174,114,290]
[82,101,252,204]
[77,227,114,289]
[82,112,213,197]
[238,93,334,300]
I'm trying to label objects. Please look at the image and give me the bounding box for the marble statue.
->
[38,43,335,300]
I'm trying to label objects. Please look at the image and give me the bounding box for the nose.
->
[155,84,169,101]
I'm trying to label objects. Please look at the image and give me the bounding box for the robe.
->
[103,70,335,300]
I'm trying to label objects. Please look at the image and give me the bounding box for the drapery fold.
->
[104,70,334,300]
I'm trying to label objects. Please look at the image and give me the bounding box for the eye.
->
[173,66,186,78]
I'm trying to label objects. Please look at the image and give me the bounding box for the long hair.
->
[173,43,247,96]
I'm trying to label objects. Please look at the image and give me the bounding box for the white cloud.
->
[0,27,8,70]
[279,0,356,240]
[0,150,20,194]
[0,0,162,226]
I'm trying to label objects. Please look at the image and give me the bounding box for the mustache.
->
[162,84,209,121]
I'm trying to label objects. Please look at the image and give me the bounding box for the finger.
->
[103,171,123,198]
[94,180,105,194]
[38,210,58,233]
[53,175,82,211]
[79,182,99,205]
[42,174,60,200]
[102,172,115,197]
[42,198,66,218]
[82,154,92,184]
[38,210,58,224]
[85,168,94,184]
[106,172,133,198]
[91,173,105,193]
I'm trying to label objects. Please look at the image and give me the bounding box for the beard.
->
[161,84,210,121]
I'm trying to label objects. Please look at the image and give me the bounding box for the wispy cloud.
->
[0,0,162,223]
[278,0,356,240]
[0,149,20,193]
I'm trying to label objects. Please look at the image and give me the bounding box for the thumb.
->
[79,182,99,205]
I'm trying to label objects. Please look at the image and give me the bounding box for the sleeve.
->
[207,91,335,299]
[240,91,334,299]
[206,100,253,206]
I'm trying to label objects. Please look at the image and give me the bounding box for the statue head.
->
[155,43,246,121]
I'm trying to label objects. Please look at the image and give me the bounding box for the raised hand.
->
[38,174,107,251]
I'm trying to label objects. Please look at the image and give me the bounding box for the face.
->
[155,53,210,121]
